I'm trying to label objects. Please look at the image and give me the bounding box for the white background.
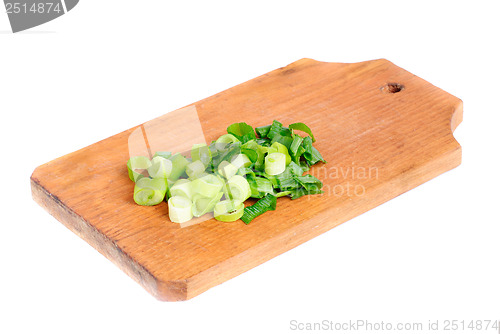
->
[1,1,499,333]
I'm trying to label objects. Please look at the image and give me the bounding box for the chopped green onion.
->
[309,146,326,164]
[168,153,189,181]
[214,200,244,222]
[241,194,277,224]
[133,177,167,206]
[269,142,291,165]
[218,161,238,179]
[166,178,175,198]
[186,160,206,179]
[240,148,258,164]
[301,136,325,164]
[287,161,304,176]
[255,124,271,138]
[191,144,212,166]
[153,151,172,159]
[266,120,283,140]
[289,122,316,142]
[274,166,300,189]
[290,134,304,156]
[227,122,256,143]
[275,190,292,198]
[271,133,293,149]
[168,196,193,223]
[253,177,274,194]
[128,119,325,225]
[170,178,193,200]
[215,134,240,151]
[127,156,151,182]
[265,152,286,175]
[191,174,223,198]
[294,174,323,194]
[192,192,223,217]
[227,175,251,203]
[147,156,173,179]
[231,153,252,169]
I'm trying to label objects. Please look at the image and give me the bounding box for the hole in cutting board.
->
[381,82,405,93]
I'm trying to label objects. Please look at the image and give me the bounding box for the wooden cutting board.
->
[31,58,463,301]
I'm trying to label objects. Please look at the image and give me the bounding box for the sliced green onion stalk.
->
[231,153,252,169]
[168,196,193,223]
[269,142,291,165]
[215,134,240,151]
[170,179,193,200]
[192,192,223,217]
[153,151,172,159]
[166,178,175,198]
[227,175,251,203]
[214,200,245,222]
[128,120,325,224]
[186,160,206,179]
[191,173,224,198]
[265,152,286,175]
[168,153,189,181]
[133,177,168,206]
[218,161,238,179]
[241,194,277,224]
[220,178,232,199]
[189,171,210,181]
[127,156,152,182]
[147,156,173,179]
[191,143,212,166]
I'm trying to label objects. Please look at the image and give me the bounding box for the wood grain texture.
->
[31,59,463,301]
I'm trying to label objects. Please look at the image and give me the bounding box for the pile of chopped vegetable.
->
[126,120,326,224]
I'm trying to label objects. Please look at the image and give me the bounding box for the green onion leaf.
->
[287,161,304,176]
[266,120,283,140]
[227,122,256,143]
[241,194,277,224]
[271,133,293,149]
[290,134,304,156]
[309,146,326,164]
[289,122,316,142]
[255,124,271,138]
[294,174,323,190]
[253,177,274,194]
